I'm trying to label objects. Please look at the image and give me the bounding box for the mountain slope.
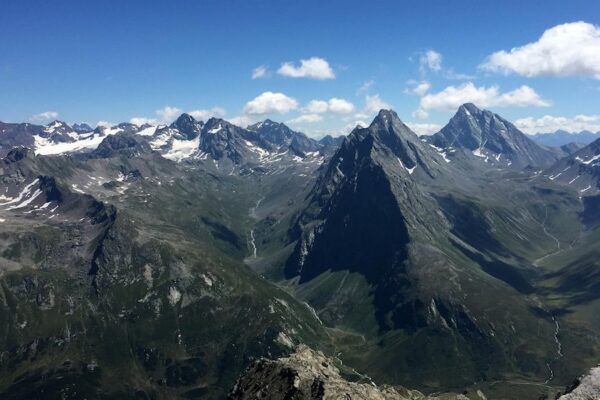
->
[274,110,569,397]
[0,147,330,399]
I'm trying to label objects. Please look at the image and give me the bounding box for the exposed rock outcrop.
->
[229,345,483,400]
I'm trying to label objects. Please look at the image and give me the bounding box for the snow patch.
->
[168,287,182,305]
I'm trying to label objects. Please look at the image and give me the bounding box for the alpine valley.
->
[1,104,600,400]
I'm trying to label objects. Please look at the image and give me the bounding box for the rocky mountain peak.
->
[90,132,152,158]
[427,103,558,168]
[72,122,93,133]
[171,113,203,140]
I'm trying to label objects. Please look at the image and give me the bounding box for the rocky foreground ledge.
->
[228,345,485,400]
[557,366,600,399]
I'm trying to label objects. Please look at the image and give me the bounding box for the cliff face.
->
[228,345,485,400]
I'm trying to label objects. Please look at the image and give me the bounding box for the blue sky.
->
[1,0,600,137]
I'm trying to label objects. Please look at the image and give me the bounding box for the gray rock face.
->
[170,113,204,140]
[558,366,600,399]
[89,132,153,158]
[426,103,558,168]
[542,137,600,197]
[229,345,477,400]
[248,119,321,155]
[72,122,93,133]
[286,109,446,284]
[0,121,40,156]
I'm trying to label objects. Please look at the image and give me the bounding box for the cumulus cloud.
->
[414,82,550,118]
[328,98,355,114]
[406,122,442,136]
[420,50,443,73]
[243,91,299,114]
[277,57,335,80]
[229,115,257,127]
[363,94,391,115]
[305,100,329,114]
[130,117,158,125]
[96,121,113,128]
[480,21,600,79]
[348,94,393,124]
[251,65,268,79]
[31,111,59,122]
[189,107,227,120]
[515,114,600,134]
[155,106,182,123]
[305,98,355,114]
[405,80,431,96]
[287,114,323,124]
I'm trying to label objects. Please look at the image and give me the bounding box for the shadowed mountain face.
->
[426,103,559,168]
[285,110,445,285]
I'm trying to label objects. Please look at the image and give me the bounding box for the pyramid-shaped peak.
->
[45,120,72,131]
[174,113,196,124]
[372,109,401,124]
[458,103,483,114]
[366,109,418,142]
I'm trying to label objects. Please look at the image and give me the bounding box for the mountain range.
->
[1,103,600,400]
[529,129,600,148]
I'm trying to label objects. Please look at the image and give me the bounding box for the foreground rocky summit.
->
[229,345,484,400]
[557,366,600,399]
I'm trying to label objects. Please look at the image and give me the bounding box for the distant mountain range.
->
[529,129,600,147]
[1,103,600,400]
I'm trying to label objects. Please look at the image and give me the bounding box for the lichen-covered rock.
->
[228,344,481,400]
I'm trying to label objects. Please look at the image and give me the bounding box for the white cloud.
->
[415,82,550,118]
[305,100,329,113]
[405,80,431,96]
[277,57,335,80]
[188,107,226,121]
[515,114,600,134]
[287,114,323,124]
[155,106,182,123]
[31,111,59,122]
[327,98,355,114]
[363,94,391,114]
[420,50,443,73]
[357,79,374,95]
[243,91,299,115]
[305,98,355,114]
[251,65,268,79]
[412,109,429,119]
[229,115,257,127]
[96,121,112,128]
[130,117,158,126]
[480,21,600,79]
[406,122,442,136]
